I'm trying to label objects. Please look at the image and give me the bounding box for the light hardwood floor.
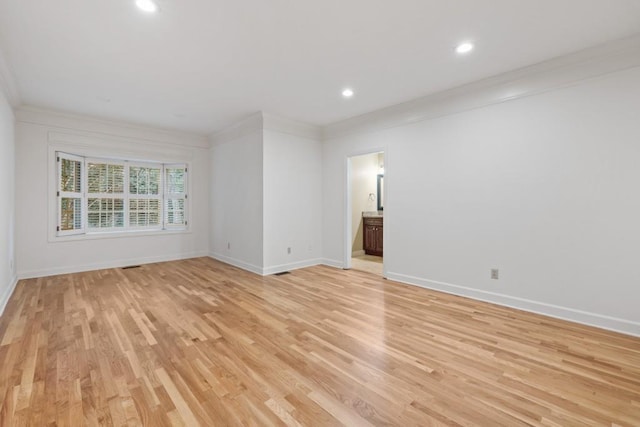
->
[1,258,639,426]
[351,255,383,276]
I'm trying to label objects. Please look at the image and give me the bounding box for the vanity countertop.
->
[363,211,383,218]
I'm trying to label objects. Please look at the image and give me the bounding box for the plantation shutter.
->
[57,152,85,236]
[86,159,126,231]
[129,163,163,229]
[164,164,188,228]
[55,153,188,236]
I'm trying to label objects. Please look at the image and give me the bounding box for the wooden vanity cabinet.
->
[363,216,383,256]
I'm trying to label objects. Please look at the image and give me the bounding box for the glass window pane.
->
[60,198,82,230]
[111,165,124,193]
[87,163,103,193]
[166,168,185,194]
[88,212,99,228]
[149,168,160,195]
[165,198,185,225]
[88,163,124,194]
[129,198,161,227]
[130,166,161,195]
[129,168,139,195]
[61,159,82,193]
[88,198,124,229]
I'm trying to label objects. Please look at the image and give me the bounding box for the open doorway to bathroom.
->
[347,151,384,276]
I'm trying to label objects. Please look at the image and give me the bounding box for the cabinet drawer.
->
[363,217,383,227]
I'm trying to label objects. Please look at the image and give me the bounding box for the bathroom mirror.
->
[377,174,384,211]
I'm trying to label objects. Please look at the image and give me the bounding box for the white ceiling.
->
[0,0,639,135]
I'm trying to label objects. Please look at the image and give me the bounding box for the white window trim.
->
[50,149,191,242]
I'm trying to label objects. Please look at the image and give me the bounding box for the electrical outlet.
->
[491,269,499,280]
[287,247,291,255]
[227,242,231,250]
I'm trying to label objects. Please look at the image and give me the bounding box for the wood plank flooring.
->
[0,257,639,426]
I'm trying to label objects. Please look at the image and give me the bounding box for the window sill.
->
[50,228,191,243]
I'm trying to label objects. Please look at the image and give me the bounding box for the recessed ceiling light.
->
[135,0,158,13]
[342,88,354,98]
[456,42,474,54]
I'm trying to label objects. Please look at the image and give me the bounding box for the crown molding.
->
[16,105,209,149]
[0,47,21,107]
[262,112,322,140]
[210,111,322,147]
[209,112,264,146]
[323,33,640,140]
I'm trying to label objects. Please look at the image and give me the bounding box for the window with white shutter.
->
[87,160,125,231]
[55,152,188,237]
[57,153,84,236]
[129,164,163,229]
[164,165,188,228]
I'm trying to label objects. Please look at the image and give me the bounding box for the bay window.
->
[56,152,188,236]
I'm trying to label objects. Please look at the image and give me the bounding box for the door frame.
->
[344,148,387,275]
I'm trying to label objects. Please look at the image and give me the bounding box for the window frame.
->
[54,151,189,239]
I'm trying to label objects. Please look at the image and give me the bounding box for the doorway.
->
[346,151,384,276]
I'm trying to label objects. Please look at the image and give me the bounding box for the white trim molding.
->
[18,252,209,280]
[210,112,322,147]
[386,271,640,338]
[16,106,209,149]
[209,112,264,146]
[321,258,344,269]
[0,275,19,316]
[262,259,322,276]
[262,112,322,140]
[208,253,323,276]
[323,33,640,140]
[208,253,264,276]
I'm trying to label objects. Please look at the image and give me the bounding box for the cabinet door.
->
[364,225,377,253]
[375,226,384,255]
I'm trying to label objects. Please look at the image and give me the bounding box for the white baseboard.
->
[208,254,323,276]
[208,252,264,276]
[321,258,344,269]
[386,271,640,338]
[263,259,322,276]
[0,275,18,316]
[18,251,209,279]
[351,250,365,257]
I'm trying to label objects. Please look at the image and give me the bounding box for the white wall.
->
[15,108,210,278]
[209,113,323,275]
[263,129,322,274]
[210,129,264,274]
[0,88,15,313]
[350,152,380,254]
[323,66,640,336]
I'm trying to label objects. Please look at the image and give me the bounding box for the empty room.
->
[0,0,639,425]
